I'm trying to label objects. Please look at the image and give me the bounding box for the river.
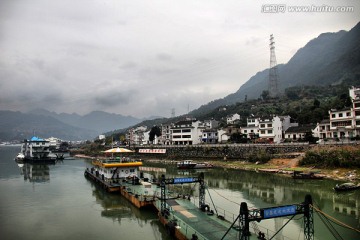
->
[0,146,359,240]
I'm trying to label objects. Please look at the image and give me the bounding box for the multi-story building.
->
[241,117,260,139]
[126,126,147,146]
[349,86,360,136]
[201,129,218,144]
[170,120,203,145]
[329,108,354,139]
[257,115,293,143]
[313,119,331,139]
[159,123,173,145]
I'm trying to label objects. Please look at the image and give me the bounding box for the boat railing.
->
[202,201,296,240]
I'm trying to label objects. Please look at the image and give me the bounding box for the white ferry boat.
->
[19,136,56,163]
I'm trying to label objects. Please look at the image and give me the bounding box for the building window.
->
[331,121,352,127]
[268,124,272,128]
[260,124,265,128]
[339,113,343,117]
[347,112,351,117]
[268,130,273,134]
[332,114,335,118]
[261,130,265,134]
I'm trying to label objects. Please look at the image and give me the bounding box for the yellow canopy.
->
[103,147,134,153]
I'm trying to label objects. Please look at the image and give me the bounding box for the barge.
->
[84,151,159,208]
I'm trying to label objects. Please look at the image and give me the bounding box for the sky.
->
[0,0,359,118]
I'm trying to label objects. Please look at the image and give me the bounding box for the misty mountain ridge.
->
[0,110,97,141]
[1,22,359,141]
[27,109,145,133]
[191,22,360,116]
[0,108,163,141]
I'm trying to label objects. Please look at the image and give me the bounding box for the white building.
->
[171,120,203,145]
[160,123,173,145]
[218,129,229,143]
[126,126,147,146]
[284,125,315,141]
[329,108,354,139]
[226,113,240,124]
[313,120,331,139]
[258,116,294,144]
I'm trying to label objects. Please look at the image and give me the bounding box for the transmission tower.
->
[269,34,279,98]
[171,108,175,118]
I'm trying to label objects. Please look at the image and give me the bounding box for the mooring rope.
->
[311,204,360,234]
[209,188,241,206]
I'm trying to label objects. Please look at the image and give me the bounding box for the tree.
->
[261,90,270,100]
[149,125,162,143]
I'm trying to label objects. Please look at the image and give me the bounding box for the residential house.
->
[201,129,218,144]
[284,125,315,141]
[226,113,240,124]
[241,117,260,139]
[313,120,331,139]
[126,126,147,146]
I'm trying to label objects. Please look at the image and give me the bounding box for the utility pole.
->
[269,34,279,98]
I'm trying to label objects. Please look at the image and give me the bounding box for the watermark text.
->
[261,4,354,13]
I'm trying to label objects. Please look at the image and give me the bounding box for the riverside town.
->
[1,4,360,240]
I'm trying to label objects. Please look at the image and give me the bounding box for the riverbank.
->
[74,153,359,182]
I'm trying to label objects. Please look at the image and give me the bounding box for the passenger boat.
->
[177,160,213,169]
[18,136,56,163]
[84,148,159,208]
[334,182,360,192]
[292,171,324,179]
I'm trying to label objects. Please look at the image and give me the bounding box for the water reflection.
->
[87,177,170,240]
[145,161,360,239]
[18,163,51,183]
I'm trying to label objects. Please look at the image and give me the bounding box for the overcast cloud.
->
[0,0,359,118]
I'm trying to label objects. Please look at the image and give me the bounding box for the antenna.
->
[269,34,279,98]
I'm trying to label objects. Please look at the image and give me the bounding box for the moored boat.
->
[177,160,213,169]
[84,148,159,208]
[19,136,56,164]
[292,171,324,179]
[334,182,360,192]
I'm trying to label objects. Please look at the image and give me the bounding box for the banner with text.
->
[139,149,166,154]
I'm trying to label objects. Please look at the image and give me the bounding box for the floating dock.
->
[85,167,158,208]
[84,168,121,192]
[155,198,240,240]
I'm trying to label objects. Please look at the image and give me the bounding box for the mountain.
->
[27,109,142,134]
[0,110,98,141]
[191,22,360,116]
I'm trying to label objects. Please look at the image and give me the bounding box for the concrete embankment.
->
[135,143,310,160]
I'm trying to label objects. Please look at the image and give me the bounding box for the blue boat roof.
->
[30,136,45,141]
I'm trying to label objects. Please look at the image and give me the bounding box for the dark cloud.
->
[0,0,359,117]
